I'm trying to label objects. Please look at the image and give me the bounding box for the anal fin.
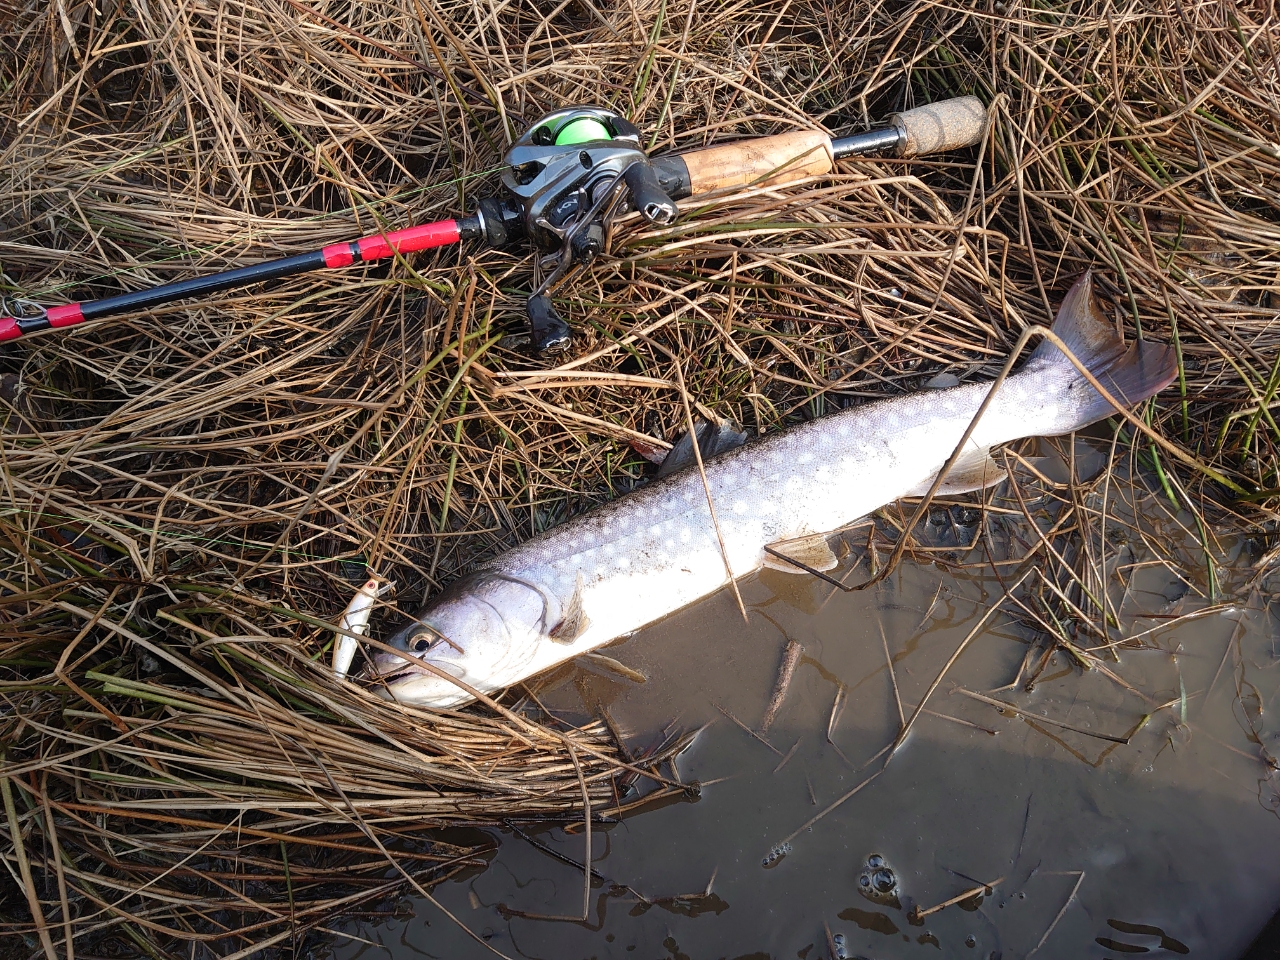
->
[905,446,1005,497]
[763,532,839,574]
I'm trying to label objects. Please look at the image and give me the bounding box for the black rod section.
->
[79,250,329,321]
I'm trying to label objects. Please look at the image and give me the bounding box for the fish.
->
[368,273,1177,708]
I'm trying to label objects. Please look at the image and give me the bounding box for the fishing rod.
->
[2,96,987,355]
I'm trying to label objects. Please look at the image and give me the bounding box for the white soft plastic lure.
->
[333,578,383,678]
[369,274,1177,708]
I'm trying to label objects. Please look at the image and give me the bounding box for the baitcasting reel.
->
[3,97,989,355]
[498,106,682,353]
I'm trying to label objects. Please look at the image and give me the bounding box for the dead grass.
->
[2,0,1279,955]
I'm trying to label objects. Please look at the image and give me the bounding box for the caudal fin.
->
[1028,272,1178,432]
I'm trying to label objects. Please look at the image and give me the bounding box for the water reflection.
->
[327,487,1280,960]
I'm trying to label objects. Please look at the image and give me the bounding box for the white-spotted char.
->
[371,275,1177,708]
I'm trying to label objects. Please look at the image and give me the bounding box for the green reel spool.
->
[554,117,612,145]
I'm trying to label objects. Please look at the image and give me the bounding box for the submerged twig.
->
[889,569,1031,759]
[1029,872,1087,957]
[953,688,1134,744]
[714,701,783,757]
[760,639,804,733]
[908,876,1004,923]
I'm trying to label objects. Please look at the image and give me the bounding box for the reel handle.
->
[651,95,987,199]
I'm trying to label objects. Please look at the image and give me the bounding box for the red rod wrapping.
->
[0,303,83,341]
[323,219,461,268]
[48,304,85,328]
[321,245,357,269]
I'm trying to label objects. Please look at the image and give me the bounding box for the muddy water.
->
[326,476,1280,960]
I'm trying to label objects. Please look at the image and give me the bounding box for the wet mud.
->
[326,479,1280,960]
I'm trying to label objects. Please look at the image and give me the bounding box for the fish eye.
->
[412,633,436,653]
[409,625,453,654]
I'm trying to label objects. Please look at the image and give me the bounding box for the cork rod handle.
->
[651,97,989,202]
[679,128,834,196]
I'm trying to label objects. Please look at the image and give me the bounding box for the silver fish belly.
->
[371,274,1177,708]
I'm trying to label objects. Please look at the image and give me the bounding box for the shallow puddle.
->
[326,482,1280,960]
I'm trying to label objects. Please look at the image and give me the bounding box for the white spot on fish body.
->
[680,528,691,543]
[733,501,747,514]
[798,452,814,464]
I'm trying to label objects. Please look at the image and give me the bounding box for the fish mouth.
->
[369,664,417,684]
[366,655,477,709]
[366,651,466,687]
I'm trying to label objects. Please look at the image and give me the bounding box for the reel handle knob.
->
[570,223,604,263]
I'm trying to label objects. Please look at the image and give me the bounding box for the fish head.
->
[367,572,549,707]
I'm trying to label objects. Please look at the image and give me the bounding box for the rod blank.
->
[2,218,470,343]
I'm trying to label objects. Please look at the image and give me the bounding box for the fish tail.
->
[1027,272,1178,434]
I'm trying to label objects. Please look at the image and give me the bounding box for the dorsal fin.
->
[656,417,749,478]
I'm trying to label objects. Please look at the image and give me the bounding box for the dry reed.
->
[2,0,1279,955]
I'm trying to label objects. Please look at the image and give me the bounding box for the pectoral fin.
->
[906,446,1004,497]
[548,574,591,644]
[763,532,839,574]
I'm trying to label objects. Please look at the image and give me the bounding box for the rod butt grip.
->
[891,96,987,158]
